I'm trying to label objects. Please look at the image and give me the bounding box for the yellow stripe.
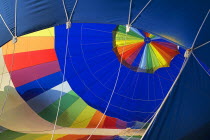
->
[15,134,45,140]
[116,32,143,41]
[115,40,143,47]
[35,134,66,140]
[2,27,54,55]
[23,27,54,37]
[150,44,168,67]
[160,34,184,47]
[70,106,96,128]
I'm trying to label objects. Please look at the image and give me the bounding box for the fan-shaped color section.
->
[0,131,142,140]
[55,23,185,122]
[113,25,180,73]
[1,27,134,132]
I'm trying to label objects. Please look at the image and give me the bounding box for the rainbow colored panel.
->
[0,27,136,132]
[113,25,180,73]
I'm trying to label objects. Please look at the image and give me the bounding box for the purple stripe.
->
[152,41,178,50]
[11,61,60,87]
[116,119,127,129]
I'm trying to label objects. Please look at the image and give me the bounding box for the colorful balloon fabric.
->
[0,27,141,133]
[0,132,142,140]
[113,25,180,73]
[0,1,210,140]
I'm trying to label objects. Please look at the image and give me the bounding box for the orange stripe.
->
[2,37,54,55]
[144,32,151,38]
[151,42,179,63]
[57,135,113,140]
[114,42,144,55]
[79,135,113,140]
[4,49,57,72]
[57,135,88,140]
[121,43,144,61]
[86,111,106,128]
[114,42,144,57]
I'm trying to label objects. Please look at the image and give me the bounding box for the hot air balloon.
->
[0,26,143,140]
[0,0,209,140]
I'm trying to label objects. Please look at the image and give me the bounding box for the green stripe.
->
[0,91,82,140]
[15,134,45,140]
[57,98,87,127]
[148,44,160,70]
[116,25,143,38]
[38,91,79,123]
[115,32,143,41]
[0,130,25,140]
[146,45,153,71]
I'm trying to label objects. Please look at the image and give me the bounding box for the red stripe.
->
[124,43,145,65]
[102,117,117,129]
[151,42,179,63]
[4,49,57,72]
[121,43,144,61]
[143,31,150,38]
[152,41,178,50]
[57,135,115,140]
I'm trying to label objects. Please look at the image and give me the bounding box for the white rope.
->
[61,0,69,21]
[0,15,14,37]
[126,0,133,32]
[128,0,133,25]
[192,53,210,77]
[62,0,78,22]
[0,0,18,118]
[68,0,78,22]
[194,41,210,50]
[130,0,152,25]
[50,28,70,140]
[62,0,79,29]
[192,10,209,49]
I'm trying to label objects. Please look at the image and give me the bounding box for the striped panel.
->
[86,111,106,128]
[11,61,60,87]
[70,106,96,128]
[0,26,141,140]
[17,71,64,101]
[26,81,71,113]
[113,25,179,73]
[2,37,54,55]
[4,49,57,72]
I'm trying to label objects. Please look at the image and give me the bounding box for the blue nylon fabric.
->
[16,71,63,101]
[0,0,209,48]
[194,44,210,68]
[193,14,210,48]
[55,23,184,122]
[142,56,210,140]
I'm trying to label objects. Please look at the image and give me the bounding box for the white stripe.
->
[27,81,71,113]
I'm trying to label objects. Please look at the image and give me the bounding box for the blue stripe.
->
[17,71,63,101]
